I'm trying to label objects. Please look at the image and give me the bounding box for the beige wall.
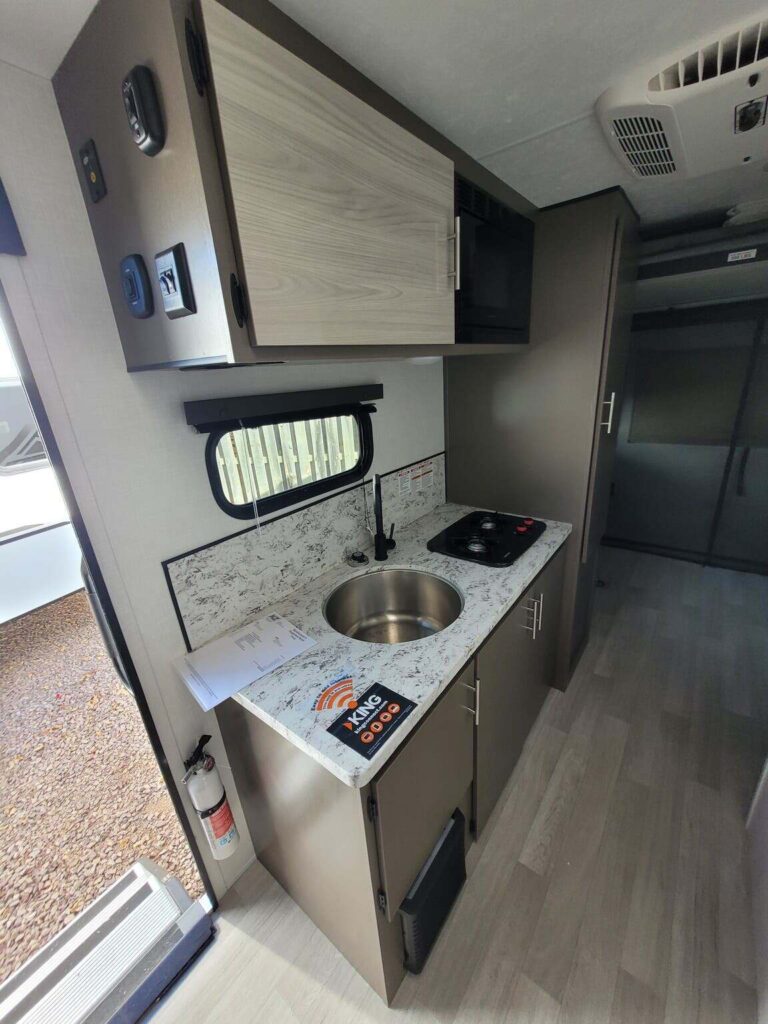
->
[0,58,445,896]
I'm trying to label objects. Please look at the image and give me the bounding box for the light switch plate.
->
[154,243,196,319]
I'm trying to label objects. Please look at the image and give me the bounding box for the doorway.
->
[606,306,768,574]
[0,289,207,983]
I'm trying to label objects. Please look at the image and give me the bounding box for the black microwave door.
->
[457,211,532,342]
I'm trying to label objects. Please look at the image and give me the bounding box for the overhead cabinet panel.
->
[199,0,455,347]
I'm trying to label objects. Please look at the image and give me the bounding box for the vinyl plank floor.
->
[151,550,765,1024]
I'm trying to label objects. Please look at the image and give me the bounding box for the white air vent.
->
[649,20,768,92]
[611,116,677,176]
[596,16,768,181]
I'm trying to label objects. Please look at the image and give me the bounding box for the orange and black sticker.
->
[327,683,416,760]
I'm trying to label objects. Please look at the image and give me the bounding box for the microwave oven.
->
[455,177,534,344]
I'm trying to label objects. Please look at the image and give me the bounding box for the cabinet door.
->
[581,213,636,568]
[475,585,544,834]
[200,0,455,348]
[527,545,566,692]
[372,663,474,920]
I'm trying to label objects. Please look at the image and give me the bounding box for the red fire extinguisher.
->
[182,735,239,860]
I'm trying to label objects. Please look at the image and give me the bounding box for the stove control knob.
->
[516,525,528,533]
[523,518,534,526]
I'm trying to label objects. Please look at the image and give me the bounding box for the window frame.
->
[205,403,375,520]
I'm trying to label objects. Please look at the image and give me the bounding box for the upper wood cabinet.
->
[199,0,455,348]
[56,0,530,368]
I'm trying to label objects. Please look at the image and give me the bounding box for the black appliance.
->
[400,809,466,974]
[455,176,534,344]
[427,510,546,567]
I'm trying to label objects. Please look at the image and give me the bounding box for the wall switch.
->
[78,139,107,203]
[119,254,153,319]
[154,243,196,319]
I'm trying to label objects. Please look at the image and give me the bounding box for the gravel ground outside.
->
[0,590,202,983]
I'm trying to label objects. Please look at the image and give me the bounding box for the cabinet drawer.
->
[372,663,474,920]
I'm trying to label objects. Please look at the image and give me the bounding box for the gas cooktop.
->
[427,510,546,567]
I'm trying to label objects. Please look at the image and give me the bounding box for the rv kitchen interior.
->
[0,2,767,1022]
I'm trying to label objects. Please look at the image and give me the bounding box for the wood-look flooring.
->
[151,549,768,1024]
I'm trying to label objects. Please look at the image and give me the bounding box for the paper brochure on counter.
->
[174,613,316,711]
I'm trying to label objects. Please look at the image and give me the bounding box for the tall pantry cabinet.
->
[445,189,638,687]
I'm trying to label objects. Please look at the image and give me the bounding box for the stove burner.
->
[428,510,547,567]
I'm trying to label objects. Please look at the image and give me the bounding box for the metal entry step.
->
[0,859,212,1024]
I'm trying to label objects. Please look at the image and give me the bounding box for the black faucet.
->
[373,473,396,561]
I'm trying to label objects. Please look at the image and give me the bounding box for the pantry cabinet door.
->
[200,0,455,347]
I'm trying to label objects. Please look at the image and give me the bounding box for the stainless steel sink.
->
[323,568,463,644]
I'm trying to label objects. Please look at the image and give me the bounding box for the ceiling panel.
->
[270,0,768,224]
[3,0,767,225]
[0,0,98,78]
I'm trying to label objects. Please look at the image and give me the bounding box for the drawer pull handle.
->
[600,391,616,435]
[461,678,480,726]
[447,215,460,291]
[521,598,538,639]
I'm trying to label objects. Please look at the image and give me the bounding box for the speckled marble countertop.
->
[230,503,571,789]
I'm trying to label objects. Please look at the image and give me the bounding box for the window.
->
[206,407,374,519]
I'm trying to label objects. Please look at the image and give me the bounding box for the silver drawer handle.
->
[521,598,538,639]
[537,591,544,632]
[600,391,616,435]
[461,677,480,725]
[447,215,460,291]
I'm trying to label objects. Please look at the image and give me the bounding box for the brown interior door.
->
[710,329,768,570]
[581,216,635,567]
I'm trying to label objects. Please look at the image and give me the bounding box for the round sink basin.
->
[323,568,463,644]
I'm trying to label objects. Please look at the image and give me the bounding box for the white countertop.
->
[230,503,571,788]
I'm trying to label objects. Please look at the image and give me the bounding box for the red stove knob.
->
[516,525,528,533]
[523,518,534,526]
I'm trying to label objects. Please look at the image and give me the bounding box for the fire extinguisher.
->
[182,735,239,860]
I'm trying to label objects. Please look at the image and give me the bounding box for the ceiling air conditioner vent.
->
[649,20,768,92]
[611,116,677,176]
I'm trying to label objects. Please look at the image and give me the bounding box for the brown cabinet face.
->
[532,546,566,692]
[474,546,565,833]
[200,0,455,349]
[581,215,635,569]
[474,589,539,834]
[371,663,474,920]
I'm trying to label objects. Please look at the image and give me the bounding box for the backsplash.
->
[164,453,445,650]
[379,454,446,535]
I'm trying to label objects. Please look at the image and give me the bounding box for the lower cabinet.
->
[474,546,565,833]
[218,545,566,1005]
[371,662,474,921]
